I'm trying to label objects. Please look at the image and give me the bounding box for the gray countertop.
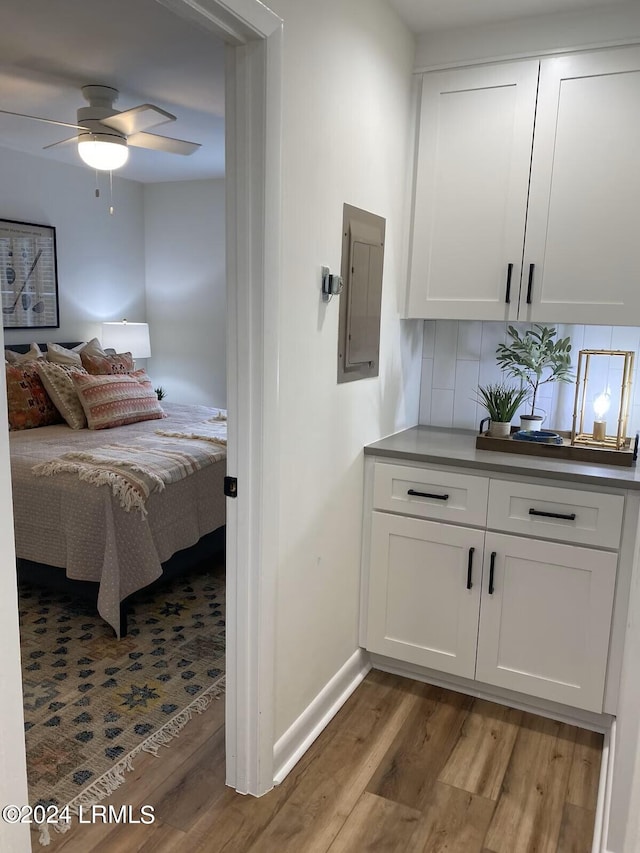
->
[365,426,640,491]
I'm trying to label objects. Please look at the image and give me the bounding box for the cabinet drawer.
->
[487,480,623,549]
[373,463,488,526]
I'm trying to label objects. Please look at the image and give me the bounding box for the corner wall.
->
[0,146,146,346]
[143,179,226,406]
[266,0,422,742]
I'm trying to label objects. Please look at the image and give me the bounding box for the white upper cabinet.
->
[407,46,640,323]
[407,61,539,320]
[523,47,640,324]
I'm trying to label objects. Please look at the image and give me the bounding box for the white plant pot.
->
[520,414,544,431]
[488,421,512,438]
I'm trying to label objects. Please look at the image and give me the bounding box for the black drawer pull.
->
[526,263,535,304]
[488,551,496,595]
[467,547,474,590]
[407,489,449,501]
[505,263,513,304]
[529,508,576,521]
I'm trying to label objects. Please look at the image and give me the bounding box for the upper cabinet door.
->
[523,47,640,324]
[407,61,539,320]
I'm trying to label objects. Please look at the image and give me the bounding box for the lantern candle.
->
[592,391,610,442]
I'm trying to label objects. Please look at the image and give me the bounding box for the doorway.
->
[0,1,282,848]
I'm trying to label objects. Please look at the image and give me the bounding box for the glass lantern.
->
[571,349,634,450]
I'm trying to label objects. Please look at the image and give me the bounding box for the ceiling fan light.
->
[78,135,128,171]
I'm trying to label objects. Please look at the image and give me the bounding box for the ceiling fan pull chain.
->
[109,170,114,215]
[95,168,100,198]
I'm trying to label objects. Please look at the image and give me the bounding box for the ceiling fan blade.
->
[101,104,175,136]
[0,108,83,131]
[42,135,79,150]
[127,131,200,156]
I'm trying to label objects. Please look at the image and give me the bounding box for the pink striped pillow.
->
[71,372,165,430]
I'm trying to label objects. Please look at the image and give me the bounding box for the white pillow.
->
[81,337,107,357]
[4,343,43,363]
[46,341,86,367]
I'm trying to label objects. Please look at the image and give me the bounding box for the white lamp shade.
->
[102,321,151,359]
[78,136,129,171]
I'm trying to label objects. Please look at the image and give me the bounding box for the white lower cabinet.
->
[365,465,621,714]
[475,532,617,713]
[368,512,484,679]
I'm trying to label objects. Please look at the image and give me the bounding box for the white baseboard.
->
[371,654,611,733]
[273,649,371,785]
[592,720,613,852]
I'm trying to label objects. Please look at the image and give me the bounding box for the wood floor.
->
[45,670,602,852]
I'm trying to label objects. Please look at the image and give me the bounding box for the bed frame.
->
[17,526,225,637]
[7,341,226,636]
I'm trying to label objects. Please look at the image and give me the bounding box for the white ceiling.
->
[389,0,630,33]
[0,0,225,183]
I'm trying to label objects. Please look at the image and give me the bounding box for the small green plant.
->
[474,383,529,423]
[496,325,573,416]
[154,386,166,401]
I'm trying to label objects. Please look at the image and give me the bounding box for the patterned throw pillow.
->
[80,350,134,375]
[35,361,88,430]
[71,372,165,430]
[6,363,62,430]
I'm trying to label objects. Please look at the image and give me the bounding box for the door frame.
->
[0,4,283,848]
[157,0,283,796]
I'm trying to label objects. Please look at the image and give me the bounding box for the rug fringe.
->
[38,676,225,846]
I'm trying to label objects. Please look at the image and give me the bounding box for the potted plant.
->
[496,325,573,430]
[475,383,530,437]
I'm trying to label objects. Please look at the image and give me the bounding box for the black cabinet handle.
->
[529,508,576,521]
[467,547,474,590]
[505,263,513,304]
[407,489,449,501]
[526,263,535,304]
[488,551,496,595]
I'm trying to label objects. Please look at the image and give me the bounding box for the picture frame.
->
[0,218,59,330]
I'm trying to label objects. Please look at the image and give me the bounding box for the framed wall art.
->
[0,219,59,330]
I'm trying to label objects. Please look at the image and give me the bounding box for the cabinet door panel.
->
[524,47,640,323]
[407,61,538,320]
[476,532,617,712]
[367,512,484,678]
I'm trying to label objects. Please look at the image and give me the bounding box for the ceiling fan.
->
[0,84,201,171]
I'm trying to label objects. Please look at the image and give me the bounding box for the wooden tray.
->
[475,431,638,467]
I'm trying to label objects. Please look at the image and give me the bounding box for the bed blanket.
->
[32,437,226,516]
[10,403,227,635]
[154,418,228,447]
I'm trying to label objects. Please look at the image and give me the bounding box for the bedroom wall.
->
[143,179,226,407]
[0,145,146,347]
[414,1,640,69]
[265,0,422,742]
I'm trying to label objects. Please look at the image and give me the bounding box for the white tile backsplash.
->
[422,320,436,359]
[457,321,483,361]
[418,321,640,435]
[432,320,458,389]
[453,360,480,430]
[583,325,613,351]
[419,358,433,425]
[430,389,455,428]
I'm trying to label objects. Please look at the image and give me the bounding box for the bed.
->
[6,344,227,636]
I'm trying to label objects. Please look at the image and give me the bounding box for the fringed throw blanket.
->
[154,417,227,446]
[32,437,226,516]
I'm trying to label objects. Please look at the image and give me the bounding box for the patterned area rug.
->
[19,565,225,840]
